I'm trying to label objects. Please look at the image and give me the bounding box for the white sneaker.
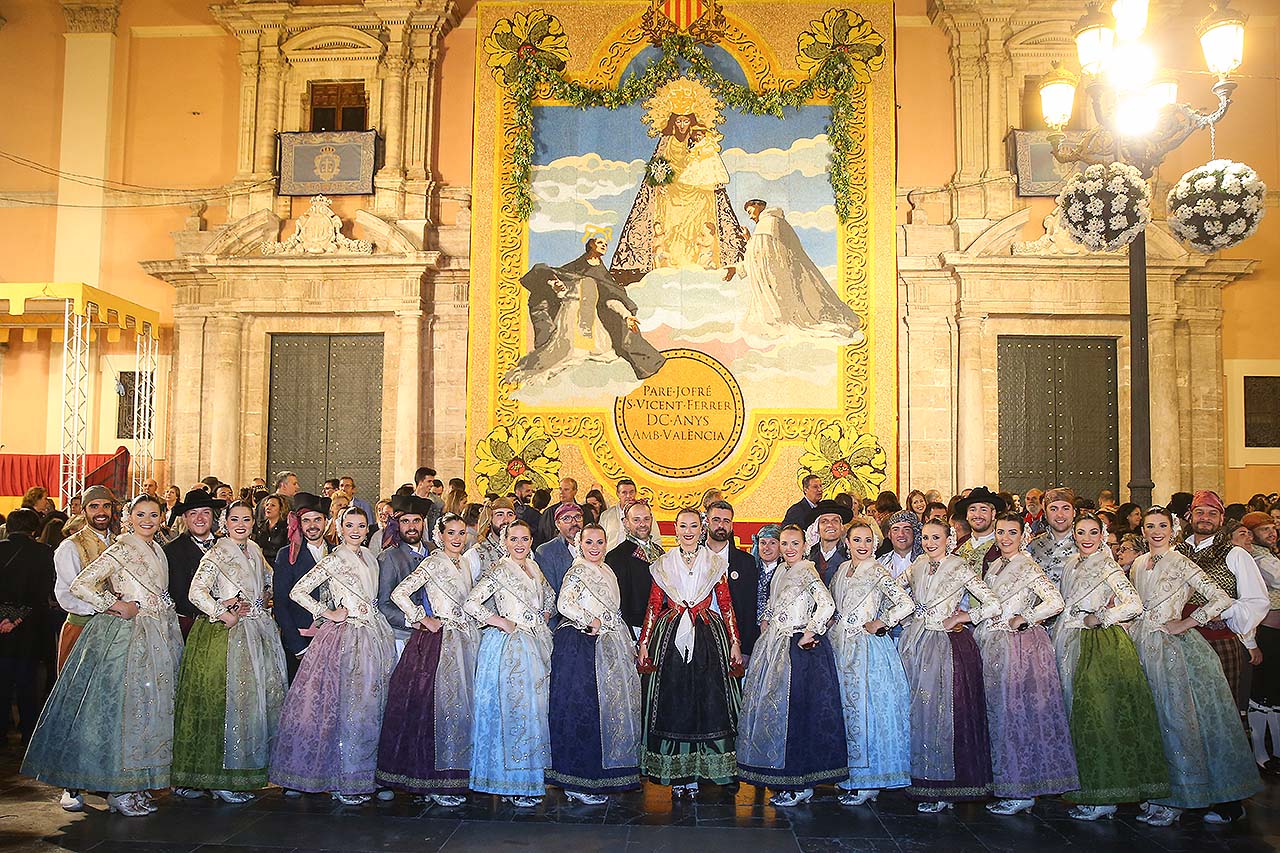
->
[106,793,150,817]
[986,798,1035,815]
[59,790,84,812]
[1067,804,1116,821]
[172,787,205,799]
[838,789,878,807]
[916,800,953,813]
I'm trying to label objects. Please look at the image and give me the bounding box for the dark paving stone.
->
[223,813,459,852]
[601,801,696,827]
[625,825,800,853]
[693,803,792,829]
[192,847,299,853]
[441,821,628,852]
[876,814,987,851]
[86,844,201,853]
[44,804,263,846]
[797,840,900,853]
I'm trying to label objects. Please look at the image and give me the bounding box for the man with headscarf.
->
[751,524,782,630]
[273,492,330,683]
[605,500,663,638]
[375,494,437,660]
[1026,487,1079,587]
[463,498,517,583]
[1175,489,1269,824]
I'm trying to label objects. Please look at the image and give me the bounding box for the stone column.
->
[381,56,407,175]
[254,47,283,176]
[1187,316,1225,492]
[235,40,260,179]
[170,312,207,488]
[393,309,423,479]
[956,313,986,488]
[53,0,120,287]
[205,314,244,485]
[1148,313,1181,499]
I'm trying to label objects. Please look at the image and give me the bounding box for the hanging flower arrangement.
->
[1056,162,1152,253]
[1167,159,1267,253]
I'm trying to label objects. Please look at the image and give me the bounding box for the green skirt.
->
[1064,625,1170,804]
[171,619,268,790]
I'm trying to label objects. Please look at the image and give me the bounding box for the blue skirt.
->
[547,625,641,793]
[832,631,911,791]
[737,635,849,790]
[470,628,549,797]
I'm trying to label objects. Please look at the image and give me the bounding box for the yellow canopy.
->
[0,282,161,342]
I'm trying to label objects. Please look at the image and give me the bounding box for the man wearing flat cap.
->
[1026,487,1078,586]
[164,488,225,638]
[805,499,853,585]
[535,502,583,595]
[1175,489,1270,824]
[954,486,1004,575]
[274,492,331,683]
[376,494,437,660]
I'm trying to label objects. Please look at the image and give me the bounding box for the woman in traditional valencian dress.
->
[548,523,642,804]
[738,525,847,805]
[464,519,557,808]
[899,518,1000,813]
[975,513,1078,815]
[269,507,396,804]
[1053,512,1169,821]
[376,513,479,806]
[1126,506,1262,826]
[171,501,287,802]
[638,508,743,798]
[23,495,182,817]
[828,520,914,807]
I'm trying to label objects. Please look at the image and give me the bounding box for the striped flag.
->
[661,0,704,30]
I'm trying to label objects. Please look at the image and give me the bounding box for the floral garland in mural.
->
[483,8,886,221]
[798,420,887,500]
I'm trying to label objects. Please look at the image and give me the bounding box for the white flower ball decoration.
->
[1167,160,1267,253]
[1056,162,1152,252]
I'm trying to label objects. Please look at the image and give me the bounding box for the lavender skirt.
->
[978,626,1079,798]
[269,620,395,794]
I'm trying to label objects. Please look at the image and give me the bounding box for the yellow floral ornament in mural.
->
[474,421,562,495]
[795,9,887,82]
[483,10,570,85]
[798,421,887,500]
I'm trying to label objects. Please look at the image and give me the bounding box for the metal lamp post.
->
[1038,0,1248,508]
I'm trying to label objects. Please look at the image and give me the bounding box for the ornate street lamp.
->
[1037,0,1247,507]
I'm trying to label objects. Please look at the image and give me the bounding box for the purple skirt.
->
[375,629,470,794]
[981,626,1079,798]
[906,629,993,801]
[269,620,394,794]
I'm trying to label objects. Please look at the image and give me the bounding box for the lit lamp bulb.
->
[1198,0,1247,79]
[1073,2,1116,76]
[1111,0,1149,42]
[1116,88,1159,137]
[1146,74,1178,108]
[1106,41,1156,91]
[1039,62,1080,130]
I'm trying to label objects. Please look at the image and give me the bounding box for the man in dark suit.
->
[704,499,760,658]
[375,494,435,660]
[273,492,330,682]
[0,508,54,744]
[782,475,824,529]
[164,489,225,637]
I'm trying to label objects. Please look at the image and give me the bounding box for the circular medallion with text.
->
[613,348,745,478]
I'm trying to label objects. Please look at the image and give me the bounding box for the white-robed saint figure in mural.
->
[737,199,863,340]
[610,78,747,284]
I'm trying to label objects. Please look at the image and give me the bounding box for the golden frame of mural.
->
[467,0,897,519]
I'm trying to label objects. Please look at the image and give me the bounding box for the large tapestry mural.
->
[467,0,897,517]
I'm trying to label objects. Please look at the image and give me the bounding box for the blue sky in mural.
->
[528,45,838,274]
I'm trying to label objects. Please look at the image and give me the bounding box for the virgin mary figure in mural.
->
[610,78,747,284]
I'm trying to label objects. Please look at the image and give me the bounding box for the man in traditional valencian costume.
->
[1026,487,1079,586]
[165,489,225,637]
[954,487,1003,575]
[273,492,330,683]
[375,494,436,660]
[605,500,664,639]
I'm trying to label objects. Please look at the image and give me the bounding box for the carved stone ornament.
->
[1012,209,1091,256]
[62,0,120,34]
[261,195,374,255]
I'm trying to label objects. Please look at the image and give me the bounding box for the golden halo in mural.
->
[641,77,724,137]
[614,348,745,478]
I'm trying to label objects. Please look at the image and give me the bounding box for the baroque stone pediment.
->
[262,195,373,255]
[281,25,384,63]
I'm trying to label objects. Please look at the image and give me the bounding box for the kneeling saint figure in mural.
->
[508,228,665,386]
